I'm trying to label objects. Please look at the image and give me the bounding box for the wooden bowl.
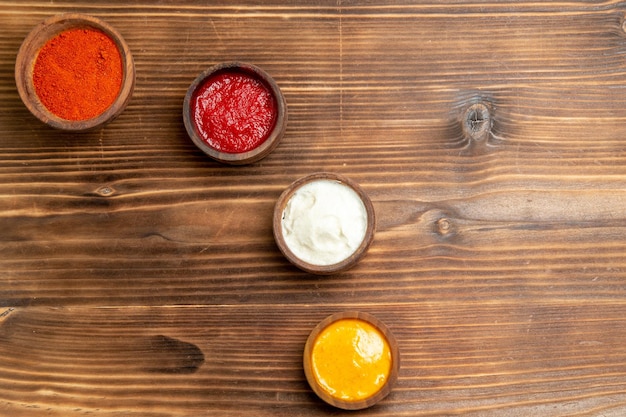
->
[303,311,400,410]
[182,62,287,165]
[15,13,135,131]
[273,172,375,275]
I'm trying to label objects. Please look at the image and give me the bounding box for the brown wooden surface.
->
[1,1,626,416]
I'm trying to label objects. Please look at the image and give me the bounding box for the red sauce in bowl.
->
[191,70,277,154]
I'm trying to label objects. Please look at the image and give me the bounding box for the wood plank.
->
[1,1,626,415]
[1,303,626,416]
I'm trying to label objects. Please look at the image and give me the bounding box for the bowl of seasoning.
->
[303,311,400,410]
[273,172,375,275]
[183,62,287,165]
[15,13,135,131]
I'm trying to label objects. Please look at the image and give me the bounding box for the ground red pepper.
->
[191,71,277,153]
[33,27,123,121]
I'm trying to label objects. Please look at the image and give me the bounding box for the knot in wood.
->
[436,218,452,235]
[97,185,115,196]
[462,102,491,141]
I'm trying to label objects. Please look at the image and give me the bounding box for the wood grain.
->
[1,1,626,415]
[1,304,626,416]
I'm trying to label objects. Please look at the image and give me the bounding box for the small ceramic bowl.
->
[15,13,135,131]
[303,311,400,410]
[273,172,375,275]
[183,62,287,165]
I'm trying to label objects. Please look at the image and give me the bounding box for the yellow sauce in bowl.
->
[309,318,392,402]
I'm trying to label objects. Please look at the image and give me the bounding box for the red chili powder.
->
[191,71,277,153]
[33,27,123,121]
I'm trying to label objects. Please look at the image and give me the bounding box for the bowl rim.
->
[272,172,376,275]
[303,311,400,410]
[182,61,287,165]
[14,13,135,131]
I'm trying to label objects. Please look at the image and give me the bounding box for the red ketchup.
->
[191,70,277,153]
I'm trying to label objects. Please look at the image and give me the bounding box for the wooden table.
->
[2,2,626,416]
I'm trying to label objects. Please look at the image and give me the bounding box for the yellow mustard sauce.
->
[310,318,392,402]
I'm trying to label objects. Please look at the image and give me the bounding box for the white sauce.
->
[281,179,368,266]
